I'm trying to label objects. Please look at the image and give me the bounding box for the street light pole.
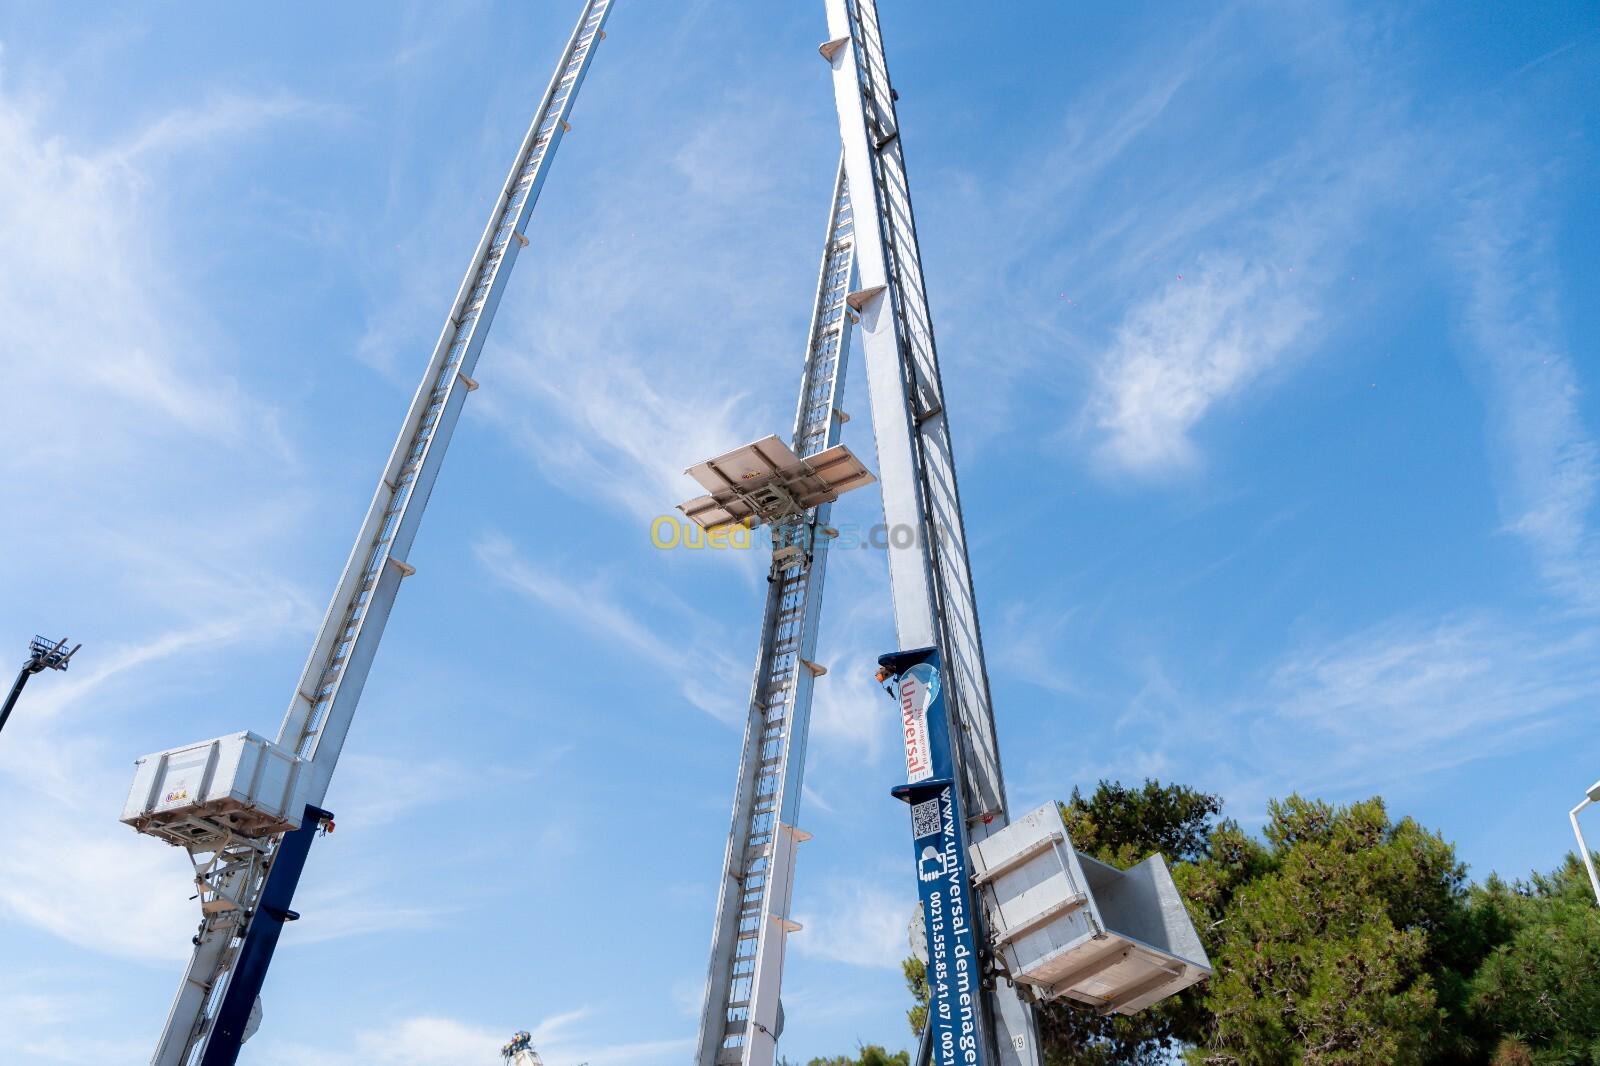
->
[0,635,80,739]
[1569,779,1600,907]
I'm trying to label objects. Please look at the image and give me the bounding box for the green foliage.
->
[1490,1039,1537,1066]
[1060,778,1223,867]
[799,1046,911,1066]
[902,955,928,1036]
[1467,856,1600,1064]
[1199,795,1488,1065]
[892,779,1598,1064]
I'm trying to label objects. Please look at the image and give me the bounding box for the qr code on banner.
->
[912,797,942,839]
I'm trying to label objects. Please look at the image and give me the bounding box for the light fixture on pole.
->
[1568,779,1600,907]
[0,635,80,740]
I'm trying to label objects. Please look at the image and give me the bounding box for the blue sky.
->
[1,1,1597,1063]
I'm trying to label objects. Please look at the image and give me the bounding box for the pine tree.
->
[1467,856,1600,1064]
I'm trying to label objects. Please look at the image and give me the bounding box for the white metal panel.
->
[209,739,249,807]
[155,743,216,814]
[680,436,874,530]
[971,803,1211,1014]
[822,1,1039,1061]
[744,823,808,1061]
[823,0,937,653]
[122,732,307,844]
[245,741,297,815]
[125,752,163,819]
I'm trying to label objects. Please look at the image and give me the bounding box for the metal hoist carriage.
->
[118,2,616,1063]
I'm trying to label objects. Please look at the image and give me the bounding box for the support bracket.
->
[845,284,886,312]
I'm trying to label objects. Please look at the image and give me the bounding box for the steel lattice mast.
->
[140,3,616,1062]
[821,2,1041,1060]
[697,2,1043,1062]
[694,0,1043,1049]
[696,2,1217,1057]
[695,157,859,1066]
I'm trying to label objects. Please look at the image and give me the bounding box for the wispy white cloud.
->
[355,1016,510,1065]
[18,605,300,730]
[1455,180,1600,612]
[989,600,1084,698]
[0,988,71,1027]
[256,1015,516,1066]
[390,78,830,526]
[808,650,891,763]
[0,1033,148,1066]
[801,783,837,816]
[916,5,1429,477]
[0,83,312,469]
[331,752,514,831]
[803,551,898,762]
[1089,258,1317,473]
[792,877,914,971]
[113,92,325,164]
[0,812,193,960]
[474,532,746,724]
[1072,124,1409,477]
[1261,613,1600,788]
[479,354,750,523]
[258,1008,689,1066]
[562,1036,696,1066]
[0,972,152,1063]
[0,64,326,868]
[290,881,448,946]
[1058,611,1600,816]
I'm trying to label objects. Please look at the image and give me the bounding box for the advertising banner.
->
[881,647,984,1066]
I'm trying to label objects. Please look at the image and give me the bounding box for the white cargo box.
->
[122,731,309,847]
[970,802,1211,1015]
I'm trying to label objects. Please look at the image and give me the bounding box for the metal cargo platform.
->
[969,802,1212,1015]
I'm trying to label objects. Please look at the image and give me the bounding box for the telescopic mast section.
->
[821,0,1043,1060]
[693,158,859,1066]
[278,0,612,798]
[130,3,616,1063]
[691,0,1048,1057]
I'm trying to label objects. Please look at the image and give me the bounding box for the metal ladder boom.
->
[695,157,858,1066]
[148,3,616,1062]
[278,0,613,800]
[822,1,1041,1062]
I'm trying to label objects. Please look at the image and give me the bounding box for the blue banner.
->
[882,647,983,1066]
[912,782,982,1066]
